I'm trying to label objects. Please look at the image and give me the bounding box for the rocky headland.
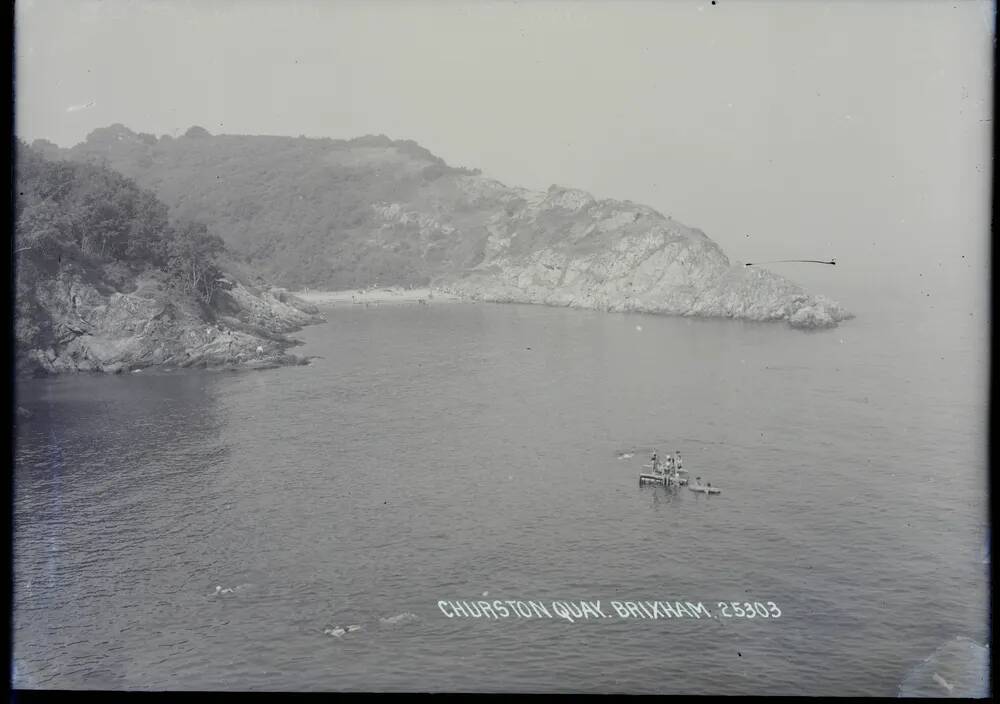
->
[31,125,852,334]
[419,183,852,329]
[14,141,325,377]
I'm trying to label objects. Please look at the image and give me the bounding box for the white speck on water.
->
[635,325,642,332]
[380,612,419,626]
[932,672,954,692]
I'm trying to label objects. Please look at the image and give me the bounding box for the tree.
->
[165,221,226,303]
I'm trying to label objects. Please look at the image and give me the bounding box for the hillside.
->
[13,141,324,376]
[44,124,852,328]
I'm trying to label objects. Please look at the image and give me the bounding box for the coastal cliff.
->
[14,142,325,377]
[17,268,323,376]
[421,183,852,329]
[43,125,851,329]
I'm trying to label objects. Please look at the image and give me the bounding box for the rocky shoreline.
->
[16,271,326,378]
[294,274,850,330]
[438,264,852,330]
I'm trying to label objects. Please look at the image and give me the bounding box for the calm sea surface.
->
[13,286,990,694]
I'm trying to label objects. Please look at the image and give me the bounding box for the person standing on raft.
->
[664,453,679,485]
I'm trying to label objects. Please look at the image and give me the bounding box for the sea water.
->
[13,283,989,694]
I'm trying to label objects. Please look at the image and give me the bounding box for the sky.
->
[13,0,994,312]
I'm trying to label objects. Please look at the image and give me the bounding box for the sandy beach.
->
[291,287,464,306]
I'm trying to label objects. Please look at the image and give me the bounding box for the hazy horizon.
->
[14,0,994,312]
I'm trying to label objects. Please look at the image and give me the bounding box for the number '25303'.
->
[717,601,781,618]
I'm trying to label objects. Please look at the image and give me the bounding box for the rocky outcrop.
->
[426,183,853,329]
[15,266,325,377]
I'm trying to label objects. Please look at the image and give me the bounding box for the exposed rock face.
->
[52,126,852,329]
[15,266,324,377]
[14,138,330,378]
[423,184,852,329]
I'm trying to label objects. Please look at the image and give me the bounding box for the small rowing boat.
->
[688,484,721,495]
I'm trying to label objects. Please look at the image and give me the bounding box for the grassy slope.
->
[60,126,485,289]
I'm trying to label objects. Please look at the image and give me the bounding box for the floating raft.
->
[639,473,688,486]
